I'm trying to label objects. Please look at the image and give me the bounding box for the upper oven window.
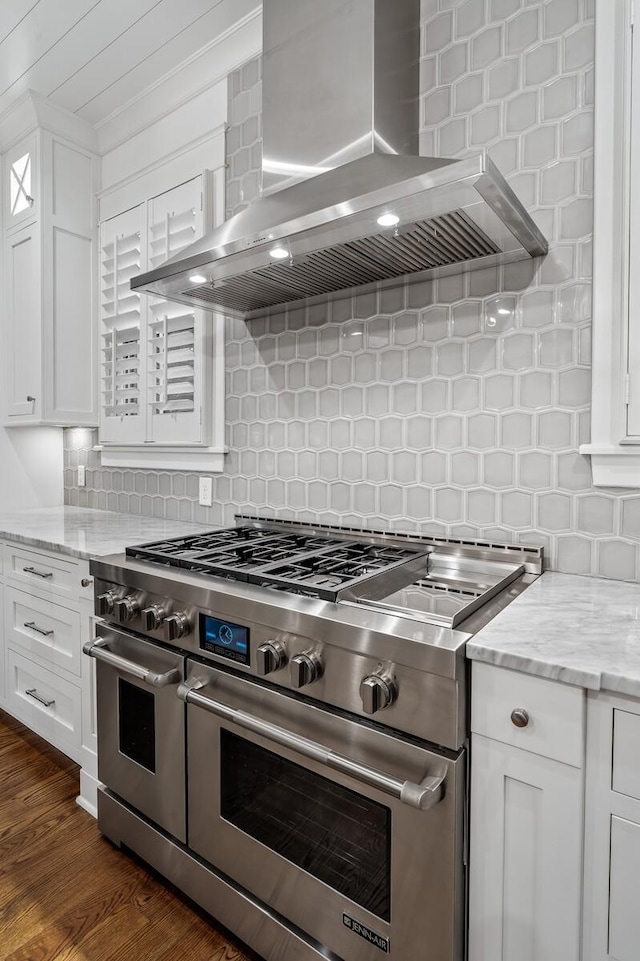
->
[220,730,391,921]
[118,678,156,773]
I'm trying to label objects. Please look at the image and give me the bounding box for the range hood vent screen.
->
[182,209,500,314]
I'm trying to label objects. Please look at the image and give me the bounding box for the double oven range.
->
[85,516,542,961]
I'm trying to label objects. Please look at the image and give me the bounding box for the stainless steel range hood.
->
[131,0,547,319]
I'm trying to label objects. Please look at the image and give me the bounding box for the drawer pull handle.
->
[510,708,530,728]
[81,578,92,588]
[23,566,53,579]
[25,688,55,708]
[23,621,54,637]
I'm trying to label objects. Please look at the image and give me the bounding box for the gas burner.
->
[124,517,543,623]
[127,526,429,601]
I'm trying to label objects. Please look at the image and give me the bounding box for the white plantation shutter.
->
[98,168,224,460]
[146,177,205,444]
[99,206,145,443]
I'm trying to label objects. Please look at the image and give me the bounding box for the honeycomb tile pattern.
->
[64,0,640,582]
[225,57,262,219]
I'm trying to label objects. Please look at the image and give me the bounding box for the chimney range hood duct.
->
[131,0,547,319]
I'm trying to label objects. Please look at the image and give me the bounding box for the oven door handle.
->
[83,638,181,688]
[177,677,445,810]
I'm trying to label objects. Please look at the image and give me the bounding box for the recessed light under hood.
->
[131,0,547,319]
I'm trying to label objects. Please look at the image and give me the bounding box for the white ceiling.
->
[0,0,259,128]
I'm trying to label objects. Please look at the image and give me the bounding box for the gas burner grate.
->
[126,527,429,600]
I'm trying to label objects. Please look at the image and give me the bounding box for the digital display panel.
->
[200,614,250,666]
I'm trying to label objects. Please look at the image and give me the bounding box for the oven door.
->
[180,660,465,961]
[85,623,187,842]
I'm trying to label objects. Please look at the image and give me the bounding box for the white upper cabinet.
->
[2,128,98,428]
[581,0,640,485]
[98,170,225,470]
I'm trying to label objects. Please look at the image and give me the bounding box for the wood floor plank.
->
[0,709,259,961]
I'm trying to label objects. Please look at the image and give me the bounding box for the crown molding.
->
[0,90,99,153]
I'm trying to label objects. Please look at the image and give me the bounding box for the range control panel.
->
[200,614,250,666]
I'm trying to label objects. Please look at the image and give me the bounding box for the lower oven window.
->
[118,678,156,773]
[220,729,391,921]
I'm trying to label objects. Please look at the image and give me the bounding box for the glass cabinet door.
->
[4,135,38,231]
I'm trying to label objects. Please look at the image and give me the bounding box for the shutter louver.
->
[148,307,196,414]
[99,208,145,442]
[146,180,204,444]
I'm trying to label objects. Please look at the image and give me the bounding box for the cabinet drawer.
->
[6,647,82,760]
[5,586,81,677]
[4,543,84,601]
[612,708,640,799]
[472,663,584,767]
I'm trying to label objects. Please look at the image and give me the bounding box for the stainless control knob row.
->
[360,671,397,715]
[96,590,118,617]
[256,641,287,676]
[114,595,140,622]
[164,612,190,641]
[290,652,322,688]
[142,605,165,632]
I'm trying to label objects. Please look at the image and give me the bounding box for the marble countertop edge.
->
[465,643,604,691]
[0,531,92,560]
[0,507,212,561]
[599,672,640,700]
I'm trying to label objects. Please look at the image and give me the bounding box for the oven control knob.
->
[96,590,118,617]
[256,641,286,676]
[164,612,191,641]
[360,672,397,715]
[290,652,322,688]
[142,605,166,632]
[114,595,140,622]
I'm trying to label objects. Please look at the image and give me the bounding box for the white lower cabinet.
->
[6,647,83,757]
[583,692,640,961]
[469,663,585,961]
[0,540,97,814]
[78,599,99,815]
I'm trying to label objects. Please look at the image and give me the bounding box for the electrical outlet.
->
[199,476,213,507]
[77,465,86,487]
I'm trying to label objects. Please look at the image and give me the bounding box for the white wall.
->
[0,427,63,508]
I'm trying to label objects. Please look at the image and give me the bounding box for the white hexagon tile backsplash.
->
[65,0,640,582]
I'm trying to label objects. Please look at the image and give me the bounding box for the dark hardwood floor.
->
[0,710,260,961]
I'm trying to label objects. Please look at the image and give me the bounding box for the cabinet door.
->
[4,223,42,419]
[99,205,145,444]
[469,734,583,961]
[145,176,208,445]
[583,693,640,961]
[42,133,96,426]
[4,135,38,232]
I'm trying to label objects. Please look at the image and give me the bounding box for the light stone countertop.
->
[467,571,640,698]
[0,507,212,560]
[6,511,640,698]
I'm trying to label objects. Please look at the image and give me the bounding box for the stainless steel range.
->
[85,516,542,961]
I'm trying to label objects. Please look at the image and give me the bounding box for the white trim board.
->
[583,0,640,487]
[99,446,227,472]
